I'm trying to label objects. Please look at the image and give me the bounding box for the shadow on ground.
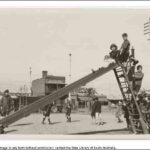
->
[70,120,80,123]
[5,129,18,134]
[11,123,33,127]
[51,122,61,125]
[71,128,128,135]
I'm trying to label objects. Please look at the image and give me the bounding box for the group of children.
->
[106,33,146,129]
[42,33,145,129]
[107,33,144,95]
[42,100,72,124]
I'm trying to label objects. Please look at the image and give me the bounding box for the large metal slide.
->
[0,61,149,134]
[0,63,118,127]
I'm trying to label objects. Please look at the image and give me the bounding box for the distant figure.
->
[42,103,53,124]
[91,98,96,124]
[115,101,123,123]
[1,90,13,117]
[91,97,103,125]
[0,98,2,117]
[133,65,144,95]
[66,101,72,122]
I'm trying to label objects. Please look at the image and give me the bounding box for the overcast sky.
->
[0,8,150,98]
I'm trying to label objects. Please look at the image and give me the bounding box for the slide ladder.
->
[0,63,118,131]
[114,64,149,134]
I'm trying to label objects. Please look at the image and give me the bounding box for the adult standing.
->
[1,90,13,117]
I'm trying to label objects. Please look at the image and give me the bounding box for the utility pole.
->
[29,67,32,96]
[68,53,72,101]
[144,18,150,41]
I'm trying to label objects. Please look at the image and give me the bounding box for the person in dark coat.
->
[91,97,103,125]
[1,90,13,117]
[66,101,72,122]
[42,103,53,124]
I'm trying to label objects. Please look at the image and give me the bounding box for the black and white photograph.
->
[0,5,150,137]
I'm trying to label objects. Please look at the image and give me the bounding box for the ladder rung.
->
[130,114,139,116]
[131,119,140,121]
[116,70,123,73]
[116,67,122,70]
[120,81,126,84]
[122,86,128,89]
[121,84,127,87]
[135,129,143,132]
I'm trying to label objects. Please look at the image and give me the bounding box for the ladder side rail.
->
[114,68,137,134]
[113,69,126,100]
[121,65,149,134]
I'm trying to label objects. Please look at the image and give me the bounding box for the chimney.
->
[42,71,48,78]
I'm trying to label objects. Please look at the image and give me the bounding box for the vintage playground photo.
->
[0,8,150,136]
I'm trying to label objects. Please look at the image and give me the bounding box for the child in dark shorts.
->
[42,103,53,124]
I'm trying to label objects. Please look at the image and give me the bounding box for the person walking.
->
[42,103,53,125]
[91,97,103,125]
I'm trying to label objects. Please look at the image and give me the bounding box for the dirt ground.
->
[4,112,129,135]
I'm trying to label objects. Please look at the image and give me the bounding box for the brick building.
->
[32,71,66,97]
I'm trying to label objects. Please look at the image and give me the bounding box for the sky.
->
[0,8,150,98]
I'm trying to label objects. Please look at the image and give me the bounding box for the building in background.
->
[31,71,66,112]
[71,87,107,113]
[32,71,66,97]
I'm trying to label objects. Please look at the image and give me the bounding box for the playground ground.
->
[4,112,129,135]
